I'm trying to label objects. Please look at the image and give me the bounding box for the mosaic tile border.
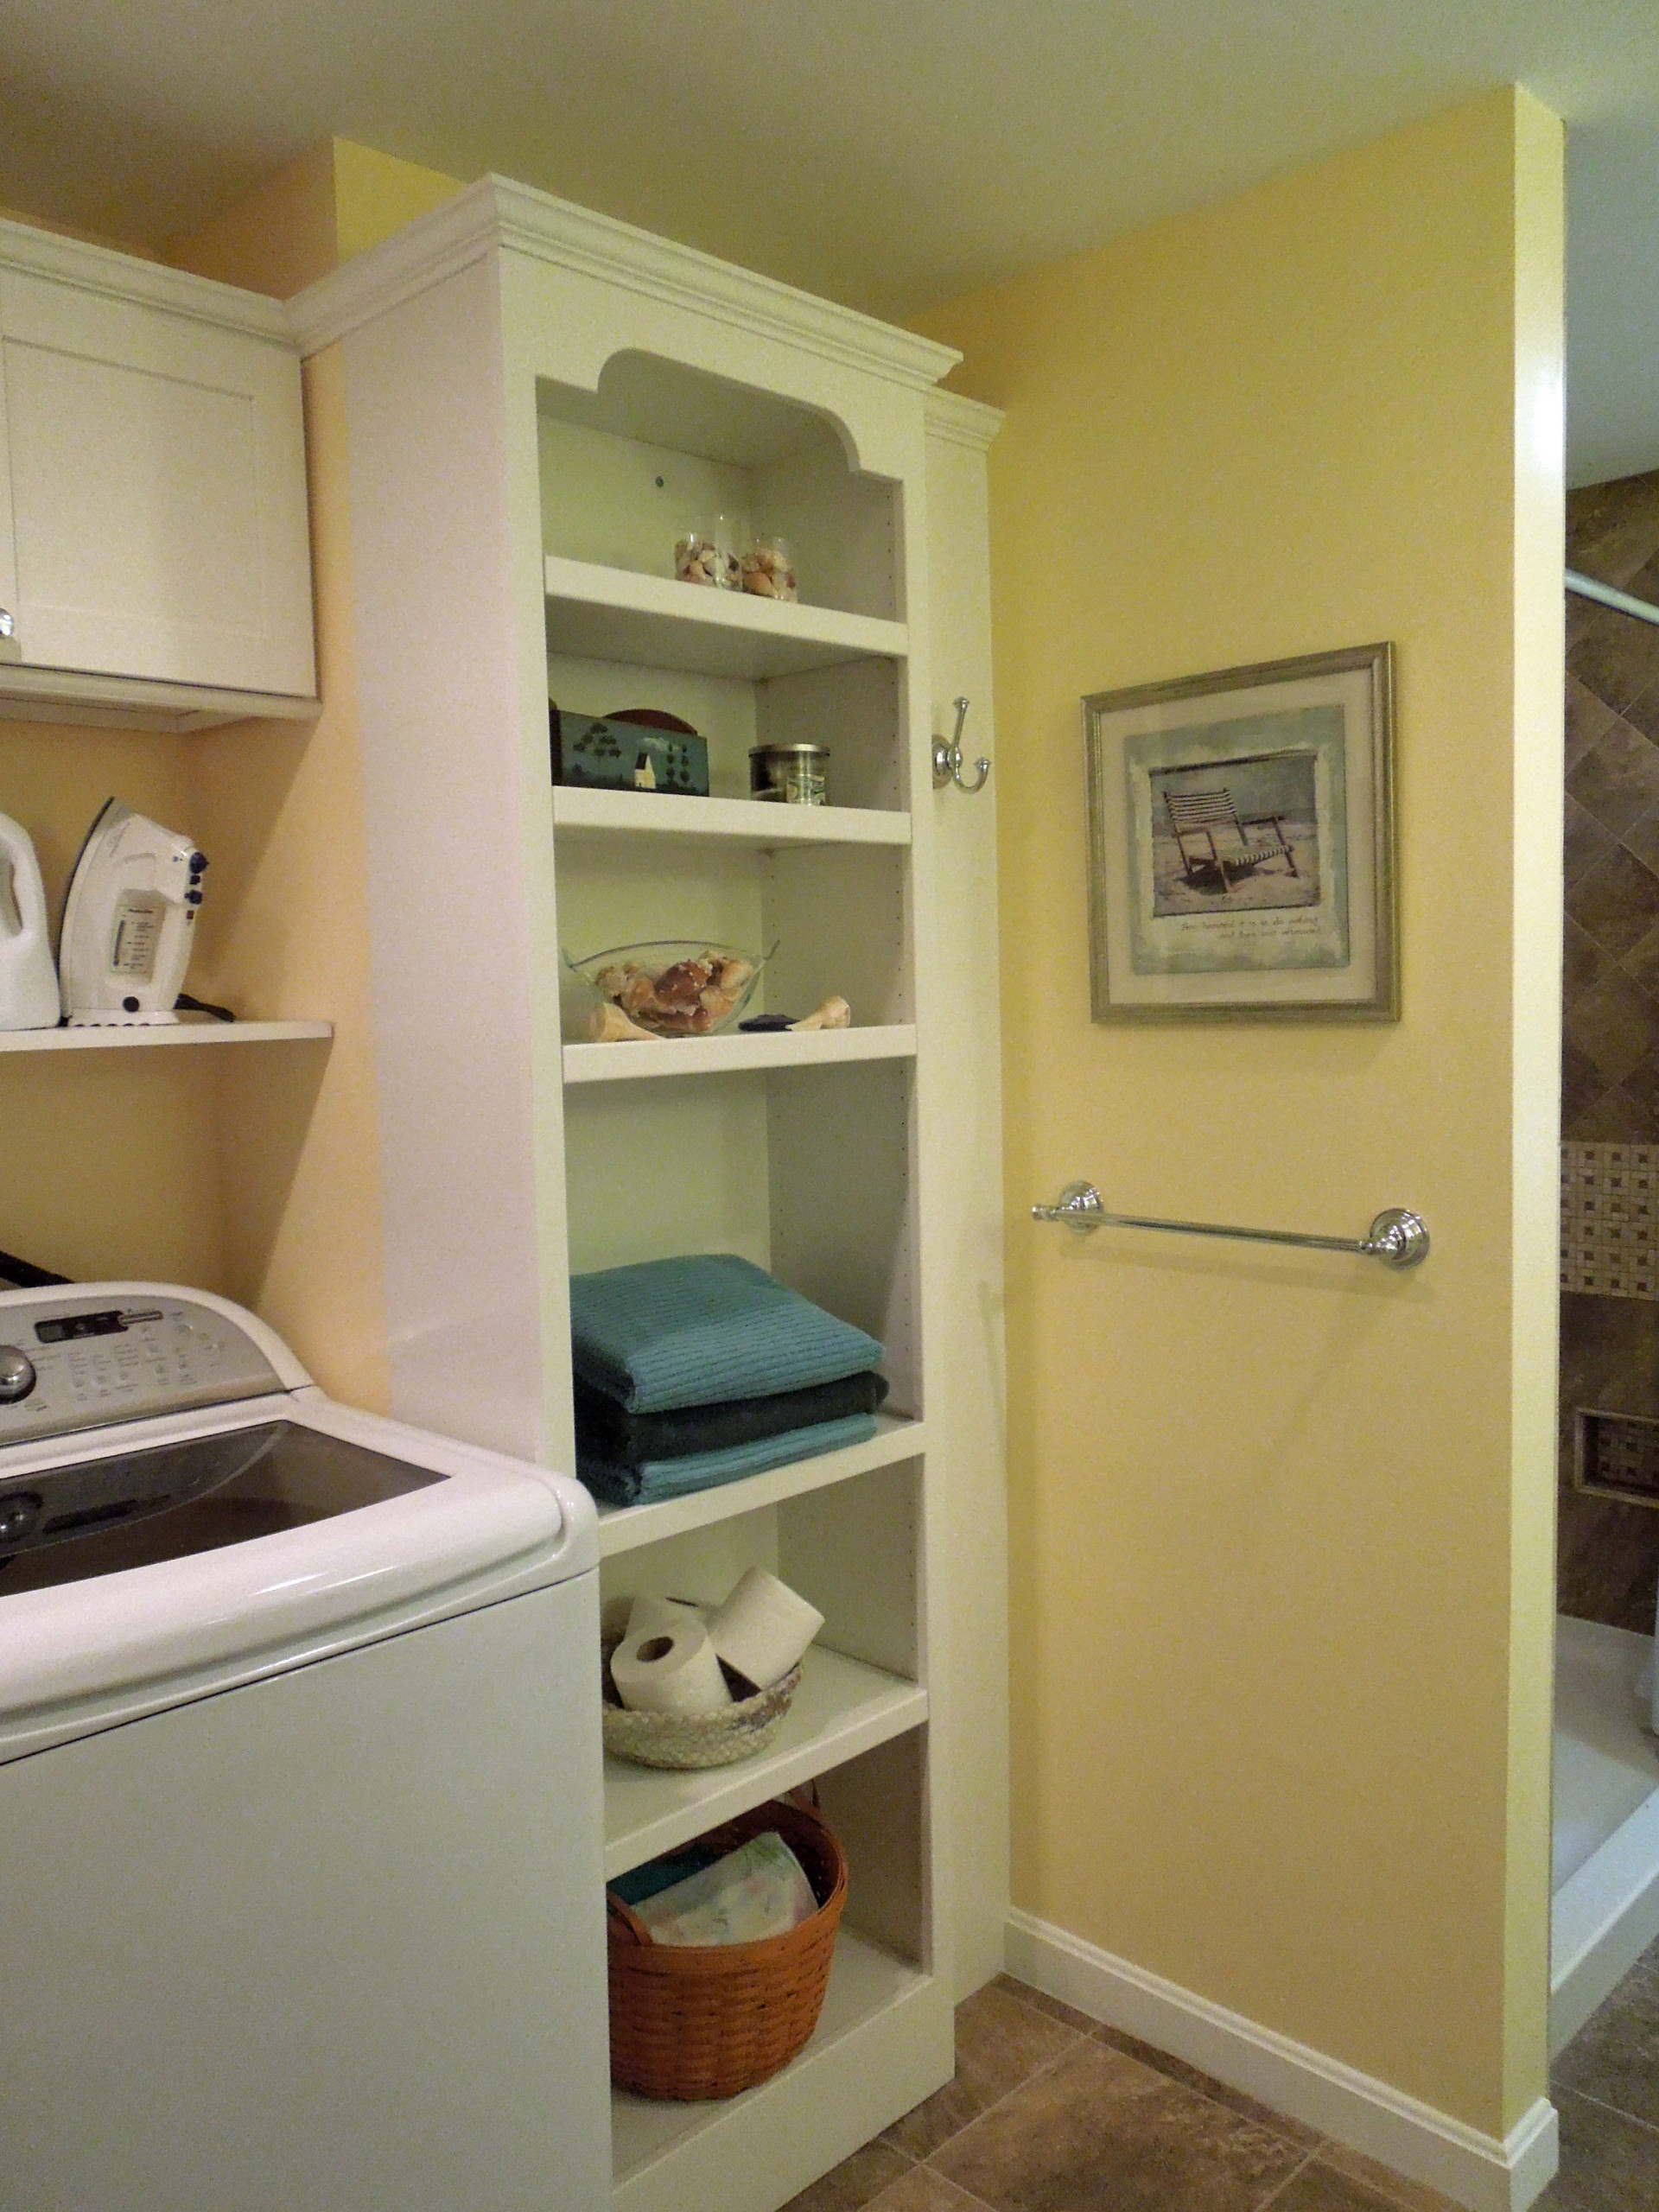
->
[1561,1141,1659,1299]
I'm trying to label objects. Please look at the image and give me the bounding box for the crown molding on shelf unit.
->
[285,174,963,397]
[0,215,292,344]
[924,389,1006,451]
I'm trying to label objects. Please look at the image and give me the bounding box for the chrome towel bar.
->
[1031,1183,1430,1269]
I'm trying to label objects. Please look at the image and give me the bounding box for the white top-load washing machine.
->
[0,1283,609,2212]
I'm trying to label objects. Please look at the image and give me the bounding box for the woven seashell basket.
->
[601,1621,803,1770]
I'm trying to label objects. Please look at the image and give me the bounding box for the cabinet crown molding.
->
[925,391,1005,451]
[285,174,963,394]
[0,215,292,344]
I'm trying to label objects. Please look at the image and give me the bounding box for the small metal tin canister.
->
[749,743,830,806]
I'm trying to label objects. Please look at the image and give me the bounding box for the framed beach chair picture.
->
[1083,641,1397,1021]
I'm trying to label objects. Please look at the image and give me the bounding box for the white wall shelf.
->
[545,556,908,682]
[612,1935,942,2212]
[596,1415,925,1557]
[603,1644,926,1878]
[0,1020,333,1054]
[552,786,911,849]
[563,1026,916,1085]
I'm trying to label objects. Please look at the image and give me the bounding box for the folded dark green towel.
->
[569,1254,884,1414]
[575,1368,888,1466]
[577,1414,879,1508]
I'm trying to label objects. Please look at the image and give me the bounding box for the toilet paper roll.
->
[626,1593,702,1642]
[708,1567,823,1690]
[611,1616,733,1715]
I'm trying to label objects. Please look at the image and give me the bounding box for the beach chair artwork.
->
[1163,786,1299,893]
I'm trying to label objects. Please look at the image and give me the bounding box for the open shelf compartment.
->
[538,351,902,629]
[611,1934,949,2212]
[544,556,906,683]
[603,1647,925,1878]
[596,1414,925,1556]
[608,1719,948,2212]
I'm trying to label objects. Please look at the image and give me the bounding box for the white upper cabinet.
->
[0,221,316,728]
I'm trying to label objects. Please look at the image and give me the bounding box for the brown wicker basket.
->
[607,1795,848,2101]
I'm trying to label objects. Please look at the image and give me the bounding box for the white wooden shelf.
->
[597,1414,925,1557]
[603,1644,927,1879]
[0,1020,333,1055]
[612,1935,942,2212]
[564,1025,916,1085]
[552,785,911,849]
[544,556,908,681]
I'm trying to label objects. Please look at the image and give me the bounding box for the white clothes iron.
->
[0,813,60,1030]
[60,799,207,1026]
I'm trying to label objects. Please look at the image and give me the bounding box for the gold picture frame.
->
[1083,641,1397,1022]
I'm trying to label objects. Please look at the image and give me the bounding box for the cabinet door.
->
[0,270,315,698]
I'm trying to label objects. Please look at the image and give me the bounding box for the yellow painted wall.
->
[912,88,1563,2135]
[165,138,466,1401]
[167,138,465,294]
[188,345,391,1413]
[331,141,467,263]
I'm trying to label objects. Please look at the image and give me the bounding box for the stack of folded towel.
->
[570,1253,888,1506]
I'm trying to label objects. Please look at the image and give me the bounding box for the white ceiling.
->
[3,0,1658,484]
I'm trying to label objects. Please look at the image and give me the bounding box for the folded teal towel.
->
[569,1255,884,1414]
[578,1414,879,1507]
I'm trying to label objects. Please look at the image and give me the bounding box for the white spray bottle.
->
[0,814,61,1030]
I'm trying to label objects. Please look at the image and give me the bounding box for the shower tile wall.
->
[1561,467,1659,1631]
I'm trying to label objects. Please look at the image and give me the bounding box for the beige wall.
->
[912,89,1563,2135]
[164,142,337,296]
[0,722,223,1286]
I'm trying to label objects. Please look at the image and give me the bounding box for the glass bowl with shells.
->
[564,940,775,1041]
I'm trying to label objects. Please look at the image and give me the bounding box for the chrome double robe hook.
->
[931,696,990,793]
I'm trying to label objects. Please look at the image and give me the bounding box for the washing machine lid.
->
[0,1393,591,1758]
[0,1414,452,1592]
[0,1286,596,1762]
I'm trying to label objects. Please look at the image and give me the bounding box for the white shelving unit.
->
[563,1027,916,1084]
[543,554,907,680]
[611,1934,938,2212]
[289,176,1005,2212]
[594,1415,926,1557]
[605,1647,928,1878]
[0,1020,332,1055]
[551,785,911,849]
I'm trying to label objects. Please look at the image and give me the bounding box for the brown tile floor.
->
[785,1938,1659,2212]
[1542,1930,1659,2209]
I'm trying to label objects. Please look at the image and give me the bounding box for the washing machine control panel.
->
[0,1298,283,1443]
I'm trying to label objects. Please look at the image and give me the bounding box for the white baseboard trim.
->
[1005,1910,1558,2212]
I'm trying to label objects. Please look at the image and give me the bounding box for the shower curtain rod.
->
[1567,569,1659,629]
